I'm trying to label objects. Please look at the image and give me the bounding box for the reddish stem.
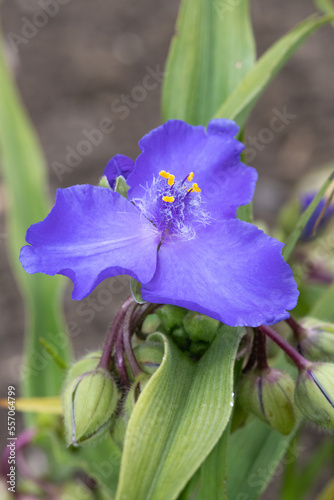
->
[123,302,142,378]
[254,328,269,371]
[259,324,309,370]
[285,315,307,341]
[98,296,134,371]
[115,325,129,387]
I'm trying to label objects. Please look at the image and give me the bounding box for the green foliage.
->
[213,15,334,128]
[0,32,71,415]
[162,0,255,125]
[314,0,334,16]
[310,282,334,322]
[115,328,244,500]
[226,418,297,500]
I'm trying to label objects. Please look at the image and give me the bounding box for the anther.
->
[162,196,175,203]
[188,172,194,182]
[192,183,201,193]
[159,170,170,179]
[168,175,175,186]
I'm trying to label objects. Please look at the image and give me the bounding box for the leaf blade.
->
[162,0,255,125]
[213,15,334,128]
[116,327,244,500]
[0,35,71,407]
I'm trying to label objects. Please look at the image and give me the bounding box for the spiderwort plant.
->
[19,119,298,327]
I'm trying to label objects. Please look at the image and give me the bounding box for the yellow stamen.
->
[168,174,175,186]
[188,172,194,182]
[159,170,170,179]
[187,183,201,193]
[162,195,175,203]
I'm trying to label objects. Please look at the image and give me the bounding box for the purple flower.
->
[301,192,334,240]
[20,119,298,327]
[103,154,134,189]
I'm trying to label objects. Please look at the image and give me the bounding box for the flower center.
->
[134,170,210,240]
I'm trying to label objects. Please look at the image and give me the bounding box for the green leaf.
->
[162,0,255,125]
[116,327,244,500]
[280,438,334,500]
[237,202,253,224]
[35,429,121,497]
[283,171,334,261]
[309,282,334,322]
[226,418,297,500]
[196,427,230,500]
[130,277,146,304]
[314,0,334,16]
[0,36,71,411]
[213,14,334,128]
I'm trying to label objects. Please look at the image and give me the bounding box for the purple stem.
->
[285,315,307,341]
[115,326,129,387]
[123,303,142,378]
[308,267,334,284]
[98,296,134,371]
[254,328,269,371]
[259,324,310,370]
[243,329,259,373]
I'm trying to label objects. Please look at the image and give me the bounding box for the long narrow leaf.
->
[0,36,71,409]
[162,0,255,125]
[226,418,297,500]
[213,15,334,128]
[314,0,334,16]
[196,427,230,500]
[309,282,334,322]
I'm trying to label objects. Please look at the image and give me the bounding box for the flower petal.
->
[127,119,257,219]
[104,154,134,189]
[20,185,160,299]
[142,220,298,327]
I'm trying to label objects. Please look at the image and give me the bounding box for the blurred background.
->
[0,0,333,496]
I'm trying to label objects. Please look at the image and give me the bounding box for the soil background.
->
[0,0,333,498]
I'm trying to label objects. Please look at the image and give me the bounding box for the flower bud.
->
[133,341,164,375]
[295,362,334,430]
[141,313,161,334]
[182,311,219,343]
[238,368,296,435]
[66,351,102,382]
[156,305,187,332]
[62,355,119,446]
[60,480,95,500]
[297,317,334,362]
[189,340,210,357]
[171,327,189,350]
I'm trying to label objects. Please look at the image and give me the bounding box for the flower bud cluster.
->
[153,305,219,357]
